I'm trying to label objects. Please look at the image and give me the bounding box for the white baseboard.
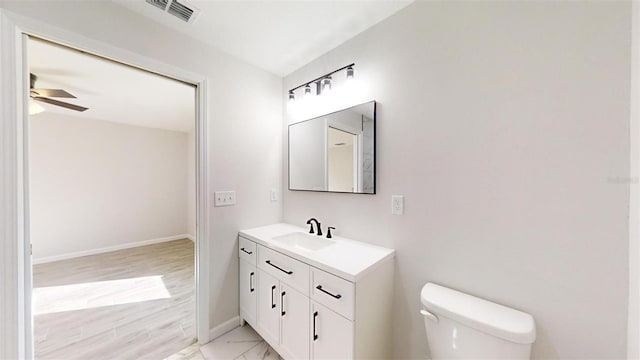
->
[33,234,192,264]
[187,234,195,242]
[208,316,240,341]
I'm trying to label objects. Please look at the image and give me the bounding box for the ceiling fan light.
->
[29,100,45,115]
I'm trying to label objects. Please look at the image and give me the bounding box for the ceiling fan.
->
[30,73,88,112]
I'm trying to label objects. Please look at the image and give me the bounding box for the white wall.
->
[289,118,326,190]
[187,130,196,237]
[0,0,283,330]
[29,113,190,261]
[284,2,631,358]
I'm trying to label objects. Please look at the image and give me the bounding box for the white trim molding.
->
[32,234,194,265]
[194,75,210,345]
[209,316,241,341]
[0,8,212,357]
[0,10,27,360]
[629,1,640,358]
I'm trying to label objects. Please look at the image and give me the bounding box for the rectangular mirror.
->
[288,101,376,194]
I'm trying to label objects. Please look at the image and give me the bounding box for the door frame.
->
[629,1,640,358]
[0,9,211,359]
[326,119,363,192]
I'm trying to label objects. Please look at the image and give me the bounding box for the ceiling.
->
[27,2,411,130]
[113,0,413,76]
[29,37,196,132]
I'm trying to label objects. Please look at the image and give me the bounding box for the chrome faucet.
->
[306,218,323,236]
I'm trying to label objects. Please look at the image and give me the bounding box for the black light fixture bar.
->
[288,63,355,94]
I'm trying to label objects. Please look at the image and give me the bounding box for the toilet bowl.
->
[420,283,536,359]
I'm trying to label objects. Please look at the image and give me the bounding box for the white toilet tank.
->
[420,283,536,359]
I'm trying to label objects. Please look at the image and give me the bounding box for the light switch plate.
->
[215,191,236,207]
[270,188,278,202]
[392,195,404,215]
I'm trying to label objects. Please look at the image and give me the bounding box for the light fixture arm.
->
[288,63,355,94]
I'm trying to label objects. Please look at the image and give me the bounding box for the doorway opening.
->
[327,127,358,193]
[27,36,199,359]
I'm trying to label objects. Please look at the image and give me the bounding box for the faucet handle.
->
[327,227,335,239]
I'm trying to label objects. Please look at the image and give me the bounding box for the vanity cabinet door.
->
[257,270,280,346]
[239,258,257,326]
[311,302,354,360]
[279,283,310,360]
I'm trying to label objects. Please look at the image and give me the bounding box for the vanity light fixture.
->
[346,65,354,80]
[287,63,355,102]
[321,76,332,93]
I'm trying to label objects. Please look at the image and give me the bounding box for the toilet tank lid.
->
[420,283,536,345]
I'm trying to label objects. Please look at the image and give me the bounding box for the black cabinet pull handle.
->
[241,247,253,255]
[249,272,254,292]
[271,285,276,308]
[313,311,319,341]
[316,285,342,299]
[281,291,286,316]
[266,260,293,275]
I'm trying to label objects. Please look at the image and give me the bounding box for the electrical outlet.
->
[392,195,404,215]
[270,188,278,202]
[227,191,236,205]
[215,191,236,207]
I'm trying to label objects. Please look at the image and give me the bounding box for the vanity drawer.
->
[239,236,257,265]
[258,245,309,296]
[311,268,355,320]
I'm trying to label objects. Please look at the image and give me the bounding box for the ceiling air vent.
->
[145,0,168,11]
[145,0,200,24]
[168,1,195,22]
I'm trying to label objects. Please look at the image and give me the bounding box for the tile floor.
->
[167,325,281,360]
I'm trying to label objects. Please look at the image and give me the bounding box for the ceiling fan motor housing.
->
[30,73,37,89]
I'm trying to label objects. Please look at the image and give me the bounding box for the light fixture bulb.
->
[288,90,295,102]
[304,84,312,97]
[29,100,45,115]
[346,66,354,80]
[321,76,332,93]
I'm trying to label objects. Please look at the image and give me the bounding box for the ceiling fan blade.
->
[33,97,88,112]
[31,88,76,98]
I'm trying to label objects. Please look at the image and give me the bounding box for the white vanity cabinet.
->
[238,237,257,325]
[311,301,354,359]
[238,223,394,360]
[255,270,280,346]
[239,259,256,325]
[256,244,310,359]
[309,267,356,359]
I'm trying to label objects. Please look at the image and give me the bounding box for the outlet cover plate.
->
[392,195,404,215]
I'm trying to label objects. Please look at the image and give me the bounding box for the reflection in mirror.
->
[288,101,375,194]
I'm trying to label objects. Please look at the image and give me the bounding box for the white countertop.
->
[239,223,395,282]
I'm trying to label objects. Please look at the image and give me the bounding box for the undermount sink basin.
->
[272,232,335,252]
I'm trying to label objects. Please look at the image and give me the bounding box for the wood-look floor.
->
[33,239,195,360]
